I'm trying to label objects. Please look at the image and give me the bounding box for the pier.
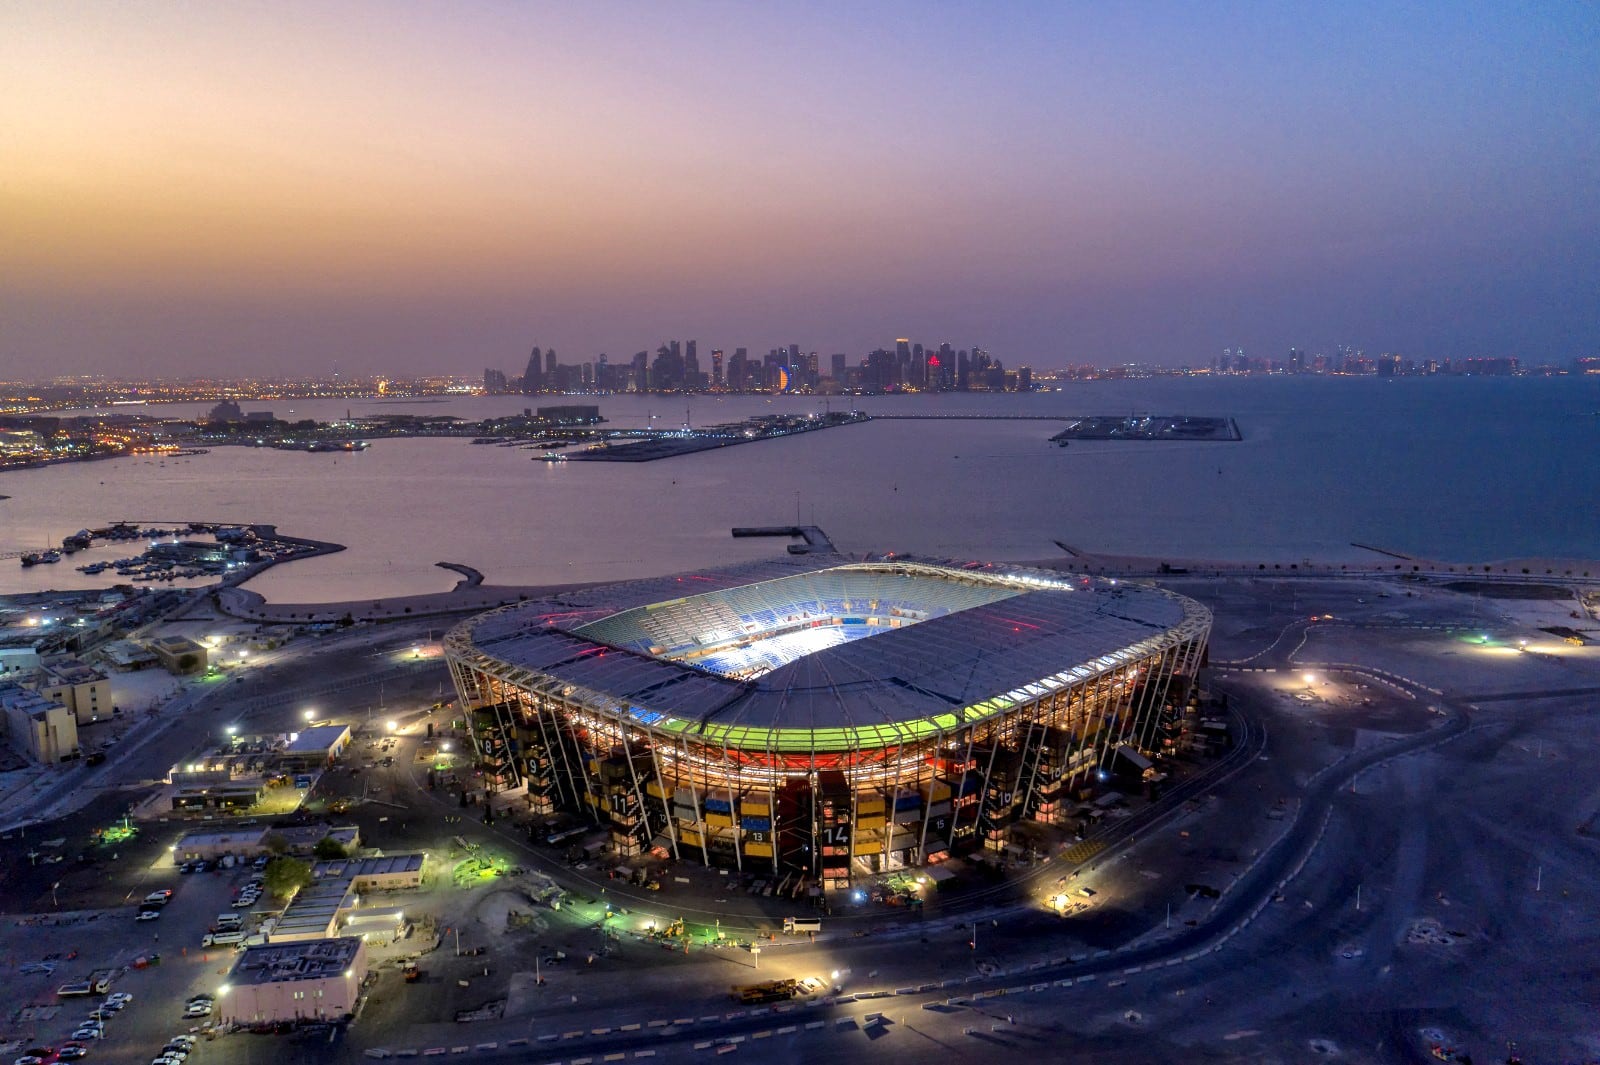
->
[732,525,837,554]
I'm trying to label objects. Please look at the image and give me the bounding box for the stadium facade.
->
[444,555,1210,887]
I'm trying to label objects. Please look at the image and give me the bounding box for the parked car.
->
[136,909,162,922]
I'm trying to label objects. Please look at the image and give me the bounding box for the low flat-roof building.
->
[171,779,265,811]
[271,879,353,943]
[148,636,207,675]
[98,639,159,671]
[174,827,269,860]
[311,852,425,892]
[219,936,366,1026]
[0,681,79,764]
[173,823,360,858]
[279,724,352,768]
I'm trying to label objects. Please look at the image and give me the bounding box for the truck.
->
[57,970,115,997]
[782,916,822,934]
[732,979,798,1005]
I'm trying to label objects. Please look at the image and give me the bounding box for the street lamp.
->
[386,720,397,734]
[303,709,316,724]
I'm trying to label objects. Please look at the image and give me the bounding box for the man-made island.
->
[1050,414,1242,443]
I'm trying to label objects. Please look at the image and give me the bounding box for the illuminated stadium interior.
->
[574,565,1026,680]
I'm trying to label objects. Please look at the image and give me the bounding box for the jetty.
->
[732,525,837,554]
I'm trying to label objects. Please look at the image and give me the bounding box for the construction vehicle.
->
[732,979,798,1004]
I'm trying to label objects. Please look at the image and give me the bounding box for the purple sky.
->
[3,1,1596,377]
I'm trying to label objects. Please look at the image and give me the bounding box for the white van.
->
[215,913,243,930]
[202,930,244,947]
[783,917,822,934]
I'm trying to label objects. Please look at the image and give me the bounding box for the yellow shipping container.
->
[705,813,733,829]
[857,797,886,815]
[679,830,702,848]
[856,815,887,832]
[646,781,666,799]
[739,800,769,815]
[743,842,773,858]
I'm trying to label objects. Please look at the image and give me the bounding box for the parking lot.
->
[0,848,288,1065]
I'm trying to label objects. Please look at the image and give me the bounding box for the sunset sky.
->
[3,2,1596,377]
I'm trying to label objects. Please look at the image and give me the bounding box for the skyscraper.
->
[523,347,543,392]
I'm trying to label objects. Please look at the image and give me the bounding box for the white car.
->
[71,1028,105,1041]
[136,909,162,922]
[107,992,133,1004]
[183,1004,212,1018]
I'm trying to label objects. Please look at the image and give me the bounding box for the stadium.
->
[444,555,1211,887]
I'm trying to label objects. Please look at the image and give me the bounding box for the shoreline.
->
[218,546,1600,627]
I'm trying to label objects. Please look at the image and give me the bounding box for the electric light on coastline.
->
[386,720,397,733]
[1302,673,1316,686]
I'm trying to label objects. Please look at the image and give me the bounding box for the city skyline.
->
[3,2,1597,378]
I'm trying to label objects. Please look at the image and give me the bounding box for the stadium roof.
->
[454,555,1208,747]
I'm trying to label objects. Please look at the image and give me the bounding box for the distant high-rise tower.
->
[524,347,543,392]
